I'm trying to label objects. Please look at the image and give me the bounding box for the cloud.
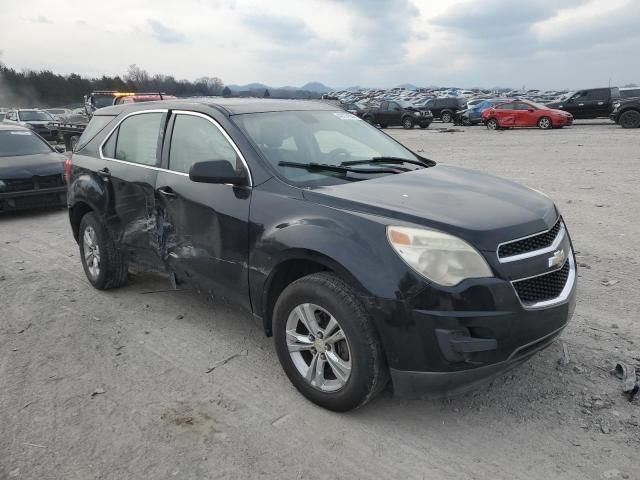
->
[30,15,52,24]
[147,20,186,44]
[243,14,315,44]
[75,20,88,27]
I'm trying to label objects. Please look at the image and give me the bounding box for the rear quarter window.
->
[76,115,116,151]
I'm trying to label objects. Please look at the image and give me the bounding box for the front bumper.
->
[365,252,577,398]
[0,186,67,212]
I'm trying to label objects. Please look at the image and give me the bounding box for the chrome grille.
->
[513,260,571,306]
[498,218,562,260]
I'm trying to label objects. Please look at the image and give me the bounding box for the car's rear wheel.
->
[441,111,452,123]
[273,272,387,411]
[619,110,640,129]
[402,117,414,129]
[78,212,128,290]
[537,116,552,129]
[486,118,499,130]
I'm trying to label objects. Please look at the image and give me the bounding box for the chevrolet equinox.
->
[67,99,576,411]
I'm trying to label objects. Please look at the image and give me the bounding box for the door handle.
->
[97,167,110,179]
[157,186,177,198]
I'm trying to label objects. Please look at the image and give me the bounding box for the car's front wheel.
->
[273,273,387,411]
[441,111,452,123]
[619,110,640,128]
[78,212,128,290]
[402,117,414,129]
[537,116,552,129]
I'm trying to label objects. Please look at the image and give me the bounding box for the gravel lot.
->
[1,120,639,480]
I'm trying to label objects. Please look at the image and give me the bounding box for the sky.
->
[0,0,639,90]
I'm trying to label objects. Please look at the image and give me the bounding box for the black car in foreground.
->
[0,125,67,212]
[67,99,576,411]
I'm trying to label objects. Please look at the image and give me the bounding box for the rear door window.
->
[497,103,515,110]
[104,113,163,166]
[168,114,239,174]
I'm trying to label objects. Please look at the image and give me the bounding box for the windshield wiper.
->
[278,161,401,174]
[341,156,434,168]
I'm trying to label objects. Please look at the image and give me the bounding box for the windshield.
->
[19,111,54,122]
[0,130,53,157]
[233,110,422,187]
[524,101,550,110]
[92,94,116,109]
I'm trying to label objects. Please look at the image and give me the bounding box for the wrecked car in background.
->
[2,109,59,141]
[0,124,67,212]
[359,100,433,129]
[66,99,576,411]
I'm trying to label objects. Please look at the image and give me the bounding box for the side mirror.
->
[55,145,66,153]
[189,160,248,186]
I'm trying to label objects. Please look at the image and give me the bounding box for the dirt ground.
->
[1,120,639,480]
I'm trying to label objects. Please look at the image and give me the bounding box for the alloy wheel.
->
[487,118,498,130]
[83,226,101,279]
[285,303,352,392]
[538,117,552,129]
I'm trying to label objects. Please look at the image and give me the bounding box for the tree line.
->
[0,63,226,108]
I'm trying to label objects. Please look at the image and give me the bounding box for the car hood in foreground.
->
[0,153,65,180]
[303,164,558,251]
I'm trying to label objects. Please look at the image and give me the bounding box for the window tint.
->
[114,113,162,166]
[102,128,117,158]
[497,103,515,110]
[169,114,239,174]
[514,103,532,110]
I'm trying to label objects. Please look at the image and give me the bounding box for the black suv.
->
[359,100,432,129]
[546,87,620,119]
[423,97,467,123]
[610,97,640,128]
[67,99,576,411]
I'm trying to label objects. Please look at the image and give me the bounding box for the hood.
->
[302,164,558,251]
[0,153,65,180]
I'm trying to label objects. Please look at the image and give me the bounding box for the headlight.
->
[387,226,493,286]
[414,111,421,116]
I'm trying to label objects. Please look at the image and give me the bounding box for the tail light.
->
[64,157,72,183]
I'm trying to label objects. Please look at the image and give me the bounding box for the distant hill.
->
[395,83,418,90]
[300,82,332,93]
[228,83,270,91]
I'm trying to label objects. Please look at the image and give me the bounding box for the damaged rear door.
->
[99,109,167,270]
[155,110,252,309]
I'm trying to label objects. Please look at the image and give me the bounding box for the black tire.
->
[379,124,388,129]
[537,116,552,129]
[402,117,414,129]
[273,272,387,411]
[441,111,452,123]
[363,116,375,126]
[619,110,640,129]
[419,122,431,129]
[486,118,499,130]
[78,212,128,290]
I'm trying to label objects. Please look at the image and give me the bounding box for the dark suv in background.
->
[67,99,576,411]
[424,97,467,123]
[610,97,640,128]
[546,87,620,119]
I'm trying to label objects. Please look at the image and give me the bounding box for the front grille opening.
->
[499,219,561,258]
[513,260,570,305]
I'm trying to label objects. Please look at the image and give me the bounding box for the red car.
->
[481,100,573,130]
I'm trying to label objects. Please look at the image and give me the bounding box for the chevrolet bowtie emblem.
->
[548,249,566,268]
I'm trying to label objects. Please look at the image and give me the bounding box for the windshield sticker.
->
[9,131,32,135]
[333,112,360,120]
